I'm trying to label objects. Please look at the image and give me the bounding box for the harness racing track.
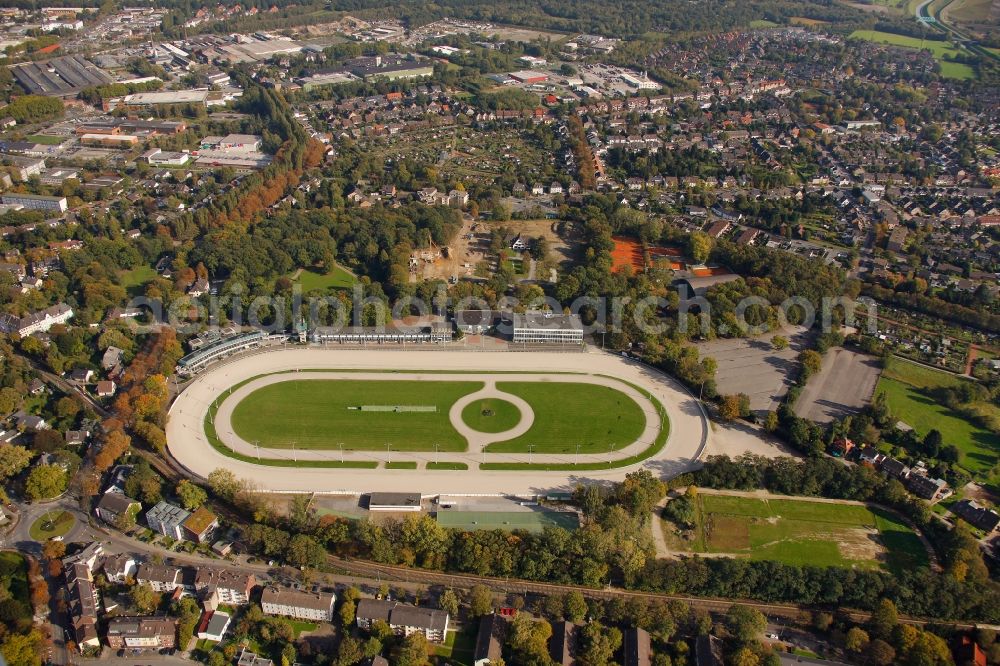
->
[166,348,710,494]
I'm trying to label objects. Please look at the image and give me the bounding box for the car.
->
[50,536,63,542]
[117,650,125,657]
[766,633,780,640]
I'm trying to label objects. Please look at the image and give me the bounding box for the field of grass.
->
[433,628,476,665]
[749,19,779,27]
[231,379,481,451]
[427,461,468,470]
[461,398,522,433]
[385,461,418,469]
[849,30,976,79]
[946,0,995,22]
[877,357,999,476]
[26,134,65,145]
[29,510,75,540]
[290,265,357,292]
[790,16,829,25]
[436,509,579,533]
[118,265,158,291]
[485,382,646,454]
[672,494,927,572]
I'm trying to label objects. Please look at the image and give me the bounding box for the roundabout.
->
[166,348,710,494]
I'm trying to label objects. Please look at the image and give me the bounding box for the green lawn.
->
[848,30,976,79]
[876,357,999,476]
[437,509,579,533]
[673,494,927,573]
[385,461,418,469]
[231,379,482,451]
[291,265,357,292]
[26,134,65,145]
[461,398,522,433]
[749,18,779,27]
[485,382,646,453]
[427,462,469,470]
[29,510,75,541]
[119,265,157,293]
[290,620,318,637]
[433,627,477,665]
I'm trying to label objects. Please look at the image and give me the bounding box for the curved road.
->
[166,348,710,495]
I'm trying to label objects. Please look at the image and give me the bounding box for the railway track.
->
[328,555,1000,631]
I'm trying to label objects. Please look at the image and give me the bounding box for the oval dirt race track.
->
[166,347,710,495]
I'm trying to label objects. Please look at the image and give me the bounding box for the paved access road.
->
[166,348,711,495]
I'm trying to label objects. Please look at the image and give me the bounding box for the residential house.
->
[70,368,94,383]
[831,438,854,457]
[622,627,651,666]
[197,610,231,642]
[261,587,336,622]
[695,635,723,666]
[906,474,951,501]
[182,506,218,543]
[0,303,73,336]
[951,499,1000,534]
[145,501,190,539]
[105,616,178,649]
[135,564,184,593]
[95,492,140,527]
[356,599,449,643]
[473,613,507,666]
[549,620,577,665]
[195,568,255,605]
[238,647,274,666]
[101,553,137,584]
[95,380,116,397]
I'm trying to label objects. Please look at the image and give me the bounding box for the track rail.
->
[328,555,1000,630]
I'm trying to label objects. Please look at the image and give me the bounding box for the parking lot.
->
[794,347,882,424]
[697,327,809,414]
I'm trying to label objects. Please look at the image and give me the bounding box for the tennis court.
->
[436,509,579,532]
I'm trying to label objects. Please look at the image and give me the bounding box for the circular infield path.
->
[166,348,711,495]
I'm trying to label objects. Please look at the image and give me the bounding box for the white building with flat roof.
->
[509,311,584,345]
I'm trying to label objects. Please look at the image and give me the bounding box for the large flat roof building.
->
[368,492,422,511]
[1,192,67,212]
[509,311,584,345]
[12,55,112,97]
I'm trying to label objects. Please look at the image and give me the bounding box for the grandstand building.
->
[176,330,282,374]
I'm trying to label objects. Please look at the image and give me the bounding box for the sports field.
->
[436,509,580,532]
[671,494,927,572]
[230,379,481,451]
[848,30,976,79]
[876,357,999,477]
[485,381,646,454]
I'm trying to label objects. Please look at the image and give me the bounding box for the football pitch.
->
[671,494,928,573]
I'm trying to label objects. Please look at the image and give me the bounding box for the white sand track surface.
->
[166,348,715,495]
